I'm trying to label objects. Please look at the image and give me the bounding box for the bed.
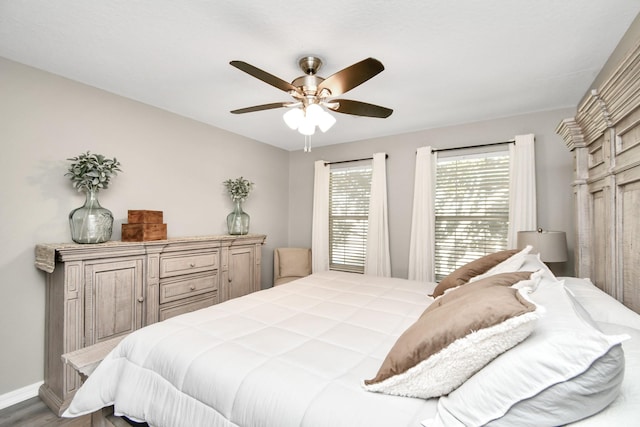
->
[62,251,640,427]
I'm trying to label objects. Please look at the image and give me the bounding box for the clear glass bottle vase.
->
[226,199,250,235]
[69,189,114,244]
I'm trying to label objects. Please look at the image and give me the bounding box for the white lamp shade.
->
[305,103,324,123]
[283,108,304,130]
[298,116,316,135]
[517,230,568,262]
[318,111,336,132]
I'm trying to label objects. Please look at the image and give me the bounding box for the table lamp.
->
[517,228,568,263]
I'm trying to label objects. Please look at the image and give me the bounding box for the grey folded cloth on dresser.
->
[35,244,57,273]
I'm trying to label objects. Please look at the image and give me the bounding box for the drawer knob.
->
[190,285,196,291]
[189,263,196,268]
[137,297,144,303]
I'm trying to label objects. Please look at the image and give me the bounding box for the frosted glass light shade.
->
[298,116,315,135]
[318,111,336,132]
[283,108,304,130]
[517,230,568,262]
[305,103,323,122]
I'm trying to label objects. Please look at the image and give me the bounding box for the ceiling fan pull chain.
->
[304,135,312,152]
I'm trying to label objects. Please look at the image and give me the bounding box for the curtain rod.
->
[325,154,388,166]
[431,140,514,153]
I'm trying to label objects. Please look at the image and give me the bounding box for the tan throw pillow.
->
[431,249,520,297]
[278,248,311,277]
[362,285,540,399]
[424,271,535,315]
[469,245,532,283]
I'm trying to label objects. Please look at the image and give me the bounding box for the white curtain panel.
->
[507,134,537,248]
[365,153,391,276]
[408,146,437,282]
[312,160,330,272]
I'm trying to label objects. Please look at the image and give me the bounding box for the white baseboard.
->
[0,381,43,410]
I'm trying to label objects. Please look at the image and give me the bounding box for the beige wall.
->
[288,108,576,279]
[0,57,290,395]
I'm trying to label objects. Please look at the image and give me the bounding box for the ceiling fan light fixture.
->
[283,108,304,130]
[232,57,391,145]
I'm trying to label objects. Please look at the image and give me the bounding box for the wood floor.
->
[0,397,150,427]
[0,397,89,427]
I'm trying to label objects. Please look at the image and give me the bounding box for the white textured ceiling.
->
[1,1,639,151]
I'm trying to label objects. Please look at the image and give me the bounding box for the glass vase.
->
[69,189,114,244]
[226,199,250,235]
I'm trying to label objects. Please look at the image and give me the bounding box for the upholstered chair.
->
[273,247,312,285]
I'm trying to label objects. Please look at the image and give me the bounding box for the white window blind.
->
[434,151,510,281]
[329,164,372,273]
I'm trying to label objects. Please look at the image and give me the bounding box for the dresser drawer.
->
[160,271,218,304]
[160,252,218,278]
[159,292,218,321]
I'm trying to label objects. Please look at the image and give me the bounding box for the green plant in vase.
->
[66,151,122,243]
[223,176,253,235]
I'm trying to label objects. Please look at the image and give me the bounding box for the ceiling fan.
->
[229,56,393,140]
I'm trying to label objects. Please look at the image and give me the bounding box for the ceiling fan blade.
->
[230,61,301,94]
[317,58,385,96]
[230,102,289,114]
[331,99,393,118]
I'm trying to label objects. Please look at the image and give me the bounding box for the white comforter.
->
[64,270,640,427]
[65,271,439,427]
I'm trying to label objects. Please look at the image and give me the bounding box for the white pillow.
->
[563,276,640,329]
[483,344,625,427]
[511,269,544,292]
[424,280,629,427]
[469,245,532,282]
[519,252,557,281]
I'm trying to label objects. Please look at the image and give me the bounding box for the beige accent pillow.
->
[425,271,534,314]
[278,248,311,277]
[469,245,532,283]
[363,285,539,398]
[431,249,519,297]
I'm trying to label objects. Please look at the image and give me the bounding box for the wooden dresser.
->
[35,234,266,415]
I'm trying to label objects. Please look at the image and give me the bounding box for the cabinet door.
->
[228,246,256,300]
[84,258,144,345]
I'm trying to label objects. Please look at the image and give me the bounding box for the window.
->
[329,164,372,273]
[434,151,510,281]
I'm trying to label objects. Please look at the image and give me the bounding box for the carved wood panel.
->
[588,184,609,294]
[618,167,640,312]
